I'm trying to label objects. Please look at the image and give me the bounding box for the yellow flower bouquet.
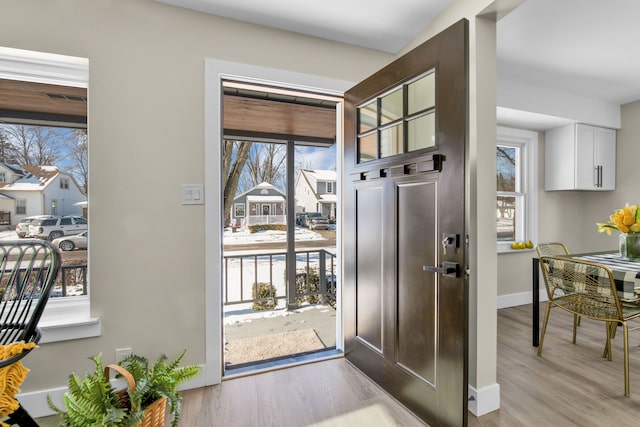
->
[597,203,640,259]
[597,203,640,234]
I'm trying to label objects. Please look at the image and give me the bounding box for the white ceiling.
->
[158,0,640,129]
[157,0,454,53]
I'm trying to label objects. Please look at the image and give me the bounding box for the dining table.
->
[532,251,640,346]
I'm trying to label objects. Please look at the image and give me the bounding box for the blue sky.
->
[296,144,336,171]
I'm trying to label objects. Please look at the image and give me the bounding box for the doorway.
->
[221,80,343,374]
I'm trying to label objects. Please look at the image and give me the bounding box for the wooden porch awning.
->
[223,84,338,145]
[0,78,87,126]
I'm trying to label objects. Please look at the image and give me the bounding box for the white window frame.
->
[60,177,69,189]
[326,181,333,193]
[0,172,5,183]
[0,46,99,341]
[497,127,538,253]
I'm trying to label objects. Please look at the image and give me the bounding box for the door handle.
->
[423,262,460,278]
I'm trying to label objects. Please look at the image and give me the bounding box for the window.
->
[234,203,245,217]
[16,199,26,214]
[0,172,5,183]
[326,182,333,193]
[357,71,435,163]
[60,177,69,189]
[497,127,538,252]
[0,46,97,342]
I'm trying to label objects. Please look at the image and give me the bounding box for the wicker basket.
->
[105,364,167,427]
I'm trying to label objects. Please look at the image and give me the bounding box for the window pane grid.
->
[356,70,435,163]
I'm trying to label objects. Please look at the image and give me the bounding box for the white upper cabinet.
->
[545,123,616,191]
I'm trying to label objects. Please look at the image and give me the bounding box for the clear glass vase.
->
[619,233,640,260]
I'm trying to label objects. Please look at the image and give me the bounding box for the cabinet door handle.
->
[599,165,603,188]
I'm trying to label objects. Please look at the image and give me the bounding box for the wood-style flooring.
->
[179,304,640,427]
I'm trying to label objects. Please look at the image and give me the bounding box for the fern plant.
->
[47,350,199,427]
[118,349,200,427]
[47,354,144,427]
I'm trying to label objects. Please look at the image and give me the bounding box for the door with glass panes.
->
[343,20,468,427]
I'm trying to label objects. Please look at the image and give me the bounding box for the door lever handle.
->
[423,262,460,278]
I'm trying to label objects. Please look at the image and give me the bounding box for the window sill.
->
[497,247,536,255]
[39,317,101,343]
[38,296,101,343]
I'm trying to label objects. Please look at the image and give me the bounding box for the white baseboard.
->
[497,289,548,309]
[19,365,208,418]
[468,383,500,416]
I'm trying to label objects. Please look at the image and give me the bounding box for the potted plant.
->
[47,350,200,427]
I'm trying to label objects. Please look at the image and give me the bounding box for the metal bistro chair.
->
[536,242,584,341]
[0,240,61,426]
[538,255,640,397]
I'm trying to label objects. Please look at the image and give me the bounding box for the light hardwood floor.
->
[36,304,640,426]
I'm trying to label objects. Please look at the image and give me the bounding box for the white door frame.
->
[204,58,352,385]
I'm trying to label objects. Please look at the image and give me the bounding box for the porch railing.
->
[51,264,88,297]
[223,249,336,309]
[242,215,287,227]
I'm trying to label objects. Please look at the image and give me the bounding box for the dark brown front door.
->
[343,20,468,427]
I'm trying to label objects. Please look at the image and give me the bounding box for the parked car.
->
[15,215,56,238]
[28,215,88,240]
[51,231,88,251]
[305,212,330,230]
[296,212,308,226]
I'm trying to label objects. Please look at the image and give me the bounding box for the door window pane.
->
[407,113,435,151]
[380,88,403,125]
[358,133,377,162]
[358,101,377,133]
[408,73,435,114]
[380,124,403,158]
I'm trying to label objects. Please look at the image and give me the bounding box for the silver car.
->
[51,231,88,251]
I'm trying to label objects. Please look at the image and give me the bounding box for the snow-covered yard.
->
[223,225,330,245]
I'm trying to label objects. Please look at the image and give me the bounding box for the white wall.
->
[0,0,392,406]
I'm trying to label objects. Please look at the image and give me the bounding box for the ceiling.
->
[156,0,455,53]
[158,0,640,130]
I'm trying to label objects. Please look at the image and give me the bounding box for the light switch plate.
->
[182,184,204,205]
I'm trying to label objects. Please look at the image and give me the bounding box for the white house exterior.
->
[0,163,87,225]
[231,182,286,228]
[295,169,336,220]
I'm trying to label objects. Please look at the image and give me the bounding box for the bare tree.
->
[223,140,252,226]
[0,124,65,166]
[65,129,88,193]
[0,130,19,163]
[240,143,286,192]
[496,146,516,220]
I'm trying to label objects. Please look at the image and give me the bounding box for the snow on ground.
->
[224,303,328,325]
[0,229,19,240]
[223,226,325,245]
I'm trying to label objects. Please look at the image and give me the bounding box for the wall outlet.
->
[115,347,132,361]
